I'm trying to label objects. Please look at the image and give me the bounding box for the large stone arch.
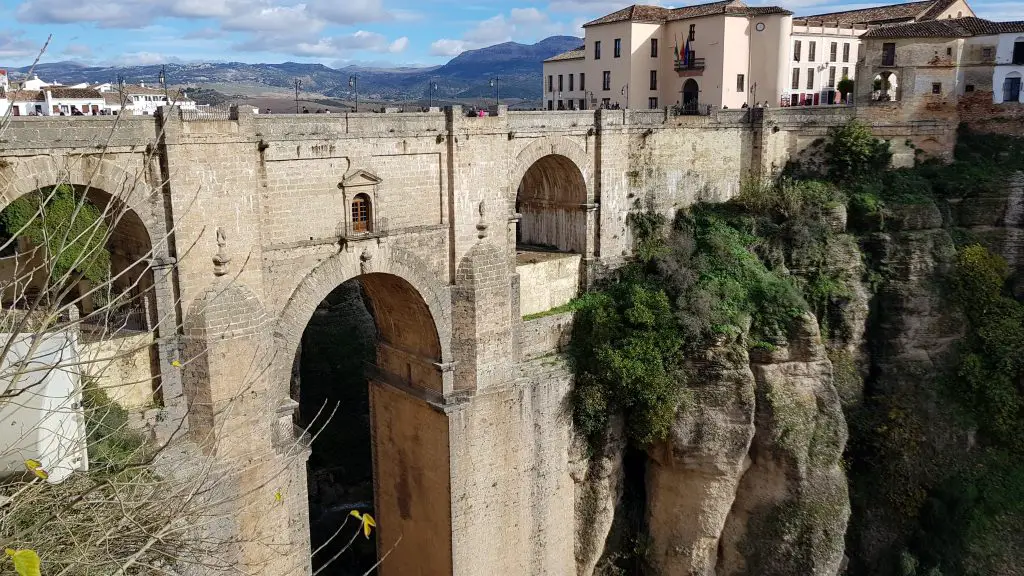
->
[0,153,163,247]
[508,136,593,207]
[273,244,452,393]
[274,246,455,576]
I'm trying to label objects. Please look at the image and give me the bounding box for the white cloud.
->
[305,0,389,24]
[431,8,579,57]
[0,30,38,59]
[104,51,180,65]
[430,38,469,56]
[238,30,409,56]
[62,43,93,57]
[223,4,324,33]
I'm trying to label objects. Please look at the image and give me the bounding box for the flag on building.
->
[683,40,691,66]
[674,37,679,61]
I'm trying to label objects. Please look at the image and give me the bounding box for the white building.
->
[118,84,196,115]
[542,46,586,109]
[5,87,107,116]
[994,28,1024,103]
[543,1,793,112]
[785,0,974,106]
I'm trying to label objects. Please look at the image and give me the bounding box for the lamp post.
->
[293,78,301,114]
[428,80,437,109]
[158,65,168,103]
[489,77,499,107]
[349,75,358,112]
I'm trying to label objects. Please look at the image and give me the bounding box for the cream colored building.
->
[543,0,793,112]
[786,0,975,106]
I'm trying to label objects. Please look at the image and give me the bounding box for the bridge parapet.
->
[507,110,597,132]
[0,116,157,151]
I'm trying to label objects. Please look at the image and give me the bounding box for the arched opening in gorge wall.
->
[516,154,587,254]
[291,272,451,576]
[0,184,161,407]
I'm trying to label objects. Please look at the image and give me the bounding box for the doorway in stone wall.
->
[291,272,452,576]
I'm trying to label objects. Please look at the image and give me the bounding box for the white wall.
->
[542,58,587,109]
[788,27,860,105]
[994,33,1024,103]
[584,21,633,108]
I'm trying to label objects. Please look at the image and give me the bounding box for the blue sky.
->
[1,0,1022,69]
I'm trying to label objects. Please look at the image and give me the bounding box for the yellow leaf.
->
[5,548,41,576]
[349,510,363,520]
[23,460,48,480]
[274,490,283,503]
[362,513,376,539]
[171,360,182,368]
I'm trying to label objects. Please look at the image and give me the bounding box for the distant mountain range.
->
[4,36,583,104]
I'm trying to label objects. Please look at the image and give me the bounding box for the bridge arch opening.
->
[292,272,451,576]
[515,153,587,253]
[0,184,161,405]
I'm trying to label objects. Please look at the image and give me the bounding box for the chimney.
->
[140,81,145,88]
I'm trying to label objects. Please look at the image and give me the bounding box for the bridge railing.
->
[180,108,233,121]
[507,110,596,131]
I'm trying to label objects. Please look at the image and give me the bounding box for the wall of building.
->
[788,26,860,106]
[584,21,633,108]
[79,331,156,409]
[663,15,728,108]
[629,22,663,109]
[543,58,586,110]
[994,33,1024,103]
[749,13,792,107]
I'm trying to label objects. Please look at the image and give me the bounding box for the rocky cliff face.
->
[573,170,1024,576]
[577,318,849,576]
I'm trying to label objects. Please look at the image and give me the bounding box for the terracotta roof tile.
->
[583,5,670,27]
[861,17,1024,38]
[917,0,959,19]
[544,46,586,62]
[47,87,103,99]
[797,0,932,25]
[584,0,790,27]
[5,89,44,102]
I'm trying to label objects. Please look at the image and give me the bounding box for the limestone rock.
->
[718,315,850,576]
[572,416,626,576]
[646,342,756,576]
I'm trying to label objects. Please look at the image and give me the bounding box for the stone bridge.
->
[0,106,951,575]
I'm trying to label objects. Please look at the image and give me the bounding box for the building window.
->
[932,82,942,94]
[547,75,553,92]
[809,41,816,62]
[547,100,553,110]
[965,84,975,92]
[792,68,800,90]
[648,97,659,109]
[651,38,658,57]
[650,70,657,90]
[614,38,622,58]
[882,42,896,66]
[602,71,611,91]
[830,42,838,61]
[843,42,850,62]
[569,74,574,91]
[828,67,836,87]
[737,73,745,92]
[558,74,564,92]
[841,66,849,79]
[557,100,564,110]
[946,47,952,56]
[595,41,601,60]
[579,99,586,109]
[1004,76,1022,102]
[794,40,801,62]
[982,47,993,59]
[580,73,586,90]
[602,97,611,108]
[688,24,695,42]
[1014,39,1024,65]
[807,68,814,90]
[352,193,371,233]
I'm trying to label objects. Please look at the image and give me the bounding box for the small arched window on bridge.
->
[352,193,371,233]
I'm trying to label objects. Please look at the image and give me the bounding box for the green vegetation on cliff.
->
[572,119,1024,574]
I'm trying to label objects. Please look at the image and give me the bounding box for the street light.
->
[349,75,358,112]
[158,65,168,103]
[489,77,499,107]
[293,78,301,114]
[428,80,438,109]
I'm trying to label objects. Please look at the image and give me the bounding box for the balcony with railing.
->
[674,57,706,75]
